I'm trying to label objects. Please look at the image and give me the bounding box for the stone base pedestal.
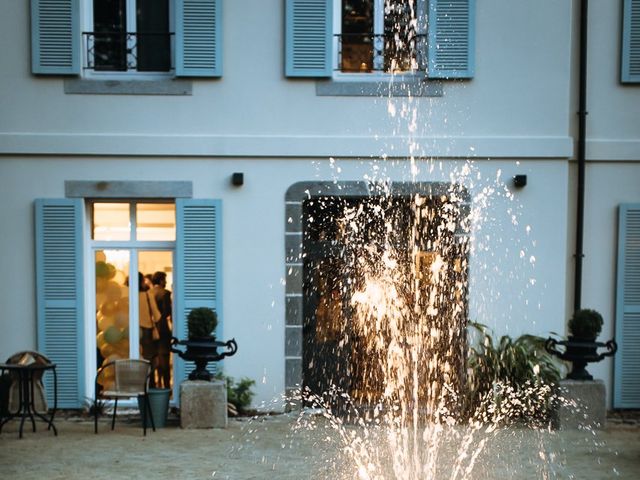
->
[555,379,606,430]
[180,380,227,429]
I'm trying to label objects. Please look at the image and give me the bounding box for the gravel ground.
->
[1,412,639,479]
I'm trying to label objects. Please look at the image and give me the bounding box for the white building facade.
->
[0,0,639,409]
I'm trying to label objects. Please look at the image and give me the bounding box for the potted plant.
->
[568,308,603,340]
[188,307,219,340]
[171,307,237,381]
[546,308,616,381]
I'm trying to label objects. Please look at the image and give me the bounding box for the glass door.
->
[90,201,176,396]
[138,250,174,390]
[95,250,131,370]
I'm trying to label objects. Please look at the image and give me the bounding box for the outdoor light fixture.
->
[513,175,527,188]
[231,172,244,186]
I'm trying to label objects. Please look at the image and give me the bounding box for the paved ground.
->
[1,411,639,479]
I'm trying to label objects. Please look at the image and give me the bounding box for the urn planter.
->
[545,336,617,380]
[171,337,238,381]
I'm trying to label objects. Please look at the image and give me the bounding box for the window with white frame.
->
[86,0,172,74]
[336,0,426,74]
[31,0,222,79]
[285,0,474,81]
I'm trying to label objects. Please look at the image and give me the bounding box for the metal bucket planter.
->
[138,388,171,428]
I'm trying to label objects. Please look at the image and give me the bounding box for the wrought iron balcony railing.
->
[336,33,427,73]
[83,32,174,73]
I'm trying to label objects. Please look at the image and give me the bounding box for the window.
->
[338,0,426,74]
[285,0,474,80]
[31,0,222,78]
[35,197,221,407]
[88,0,172,73]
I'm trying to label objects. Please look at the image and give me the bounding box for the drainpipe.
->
[574,0,588,312]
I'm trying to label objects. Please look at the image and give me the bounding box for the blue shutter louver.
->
[35,199,84,408]
[285,0,332,77]
[622,0,640,83]
[428,0,475,79]
[614,205,640,408]
[176,199,222,385]
[30,0,80,75]
[176,0,222,77]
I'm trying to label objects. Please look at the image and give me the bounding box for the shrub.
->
[187,307,218,339]
[215,373,256,414]
[464,322,562,426]
[568,308,603,339]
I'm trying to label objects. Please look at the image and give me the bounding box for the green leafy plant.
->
[214,373,256,414]
[465,322,562,426]
[568,308,603,339]
[187,307,218,339]
[84,396,108,417]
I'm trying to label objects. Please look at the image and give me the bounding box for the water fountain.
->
[229,3,625,479]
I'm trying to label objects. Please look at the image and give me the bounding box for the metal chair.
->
[94,359,156,436]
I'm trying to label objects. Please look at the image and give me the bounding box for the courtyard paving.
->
[1,411,639,479]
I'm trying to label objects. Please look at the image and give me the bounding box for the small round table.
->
[0,362,58,438]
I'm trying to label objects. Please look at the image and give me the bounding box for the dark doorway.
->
[302,194,469,411]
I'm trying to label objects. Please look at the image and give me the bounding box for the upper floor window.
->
[285,0,474,80]
[338,0,426,74]
[87,0,172,74]
[31,0,222,79]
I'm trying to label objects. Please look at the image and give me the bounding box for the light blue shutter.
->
[30,0,80,75]
[35,199,84,408]
[175,0,222,77]
[428,0,475,79]
[175,199,222,385]
[285,0,333,77]
[614,205,640,408]
[622,0,640,83]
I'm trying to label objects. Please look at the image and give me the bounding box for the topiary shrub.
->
[568,308,603,339]
[187,307,218,339]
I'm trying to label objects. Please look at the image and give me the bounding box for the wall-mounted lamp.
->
[513,175,527,188]
[231,172,244,187]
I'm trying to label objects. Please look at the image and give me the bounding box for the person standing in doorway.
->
[138,272,162,387]
[152,271,173,389]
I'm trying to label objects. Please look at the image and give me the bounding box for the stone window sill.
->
[64,79,192,96]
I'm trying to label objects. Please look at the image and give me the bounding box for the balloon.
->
[114,312,128,329]
[100,300,118,317]
[96,332,106,349]
[113,270,126,285]
[98,314,115,332]
[114,339,129,356]
[119,326,129,339]
[105,281,122,301]
[95,292,107,307]
[99,343,116,358]
[104,325,122,344]
[95,277,108,293]
[117,298,129,314]
[105,353,122,363]
[96,261,116,279]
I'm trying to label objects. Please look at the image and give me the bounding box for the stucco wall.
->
[580,163,640,391]
[0,157,568,406]
[0,0,574,158]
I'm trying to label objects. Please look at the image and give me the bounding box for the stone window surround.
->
[283,180,470,402]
